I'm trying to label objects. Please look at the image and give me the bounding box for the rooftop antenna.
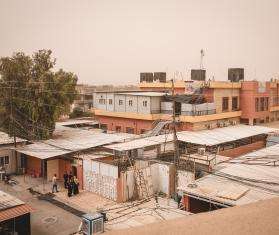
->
[200,49,205,70]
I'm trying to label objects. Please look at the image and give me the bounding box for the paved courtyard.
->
[0,177,81,235]
[1,175,190,234]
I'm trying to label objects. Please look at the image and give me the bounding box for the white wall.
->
[138,96,151,114]
[125,95,138,113]
[114,94,126,112]
[151,163,170,195]
[150,97,161,113]
[83,159,118,201]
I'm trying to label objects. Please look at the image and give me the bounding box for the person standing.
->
[52,174,58,193]
[67,178,73,197]
[73,176,79,195]
[63,172,69,189]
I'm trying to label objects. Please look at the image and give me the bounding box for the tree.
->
[0,50,78,140]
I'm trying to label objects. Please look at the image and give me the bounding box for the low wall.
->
[219,141,265,158]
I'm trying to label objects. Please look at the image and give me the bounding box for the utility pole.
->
[171,79,179,193]
[9,80,17,172]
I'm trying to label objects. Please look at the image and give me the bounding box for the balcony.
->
[179,111,242,123]
[270,106,279,112]
[93,109,171,121]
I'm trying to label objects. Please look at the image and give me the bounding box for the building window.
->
[109,99,113,105]
[265,97,269,111]
[255,98,259,112]
[4,156,9,165]
[140,129,146,134]
[0,156,9,166]
[126,127,134,134]
[99,99,106,105]
[260,97,265,111]
[119,100,123,105]
[232,97,238,111]
[143,100,148,107]
[222,97,229,111]
[115,126,121,132]
[128,100,133,106]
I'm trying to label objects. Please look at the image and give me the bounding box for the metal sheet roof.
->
[177,125,277,146]
[0,191,24,211]
[56,119,99,127]
[105,125,276,151]
[0,131,26,145]
[0,204,33,222]
[16,127,132,159]
[117,92,168,97]
[178,144,279,206]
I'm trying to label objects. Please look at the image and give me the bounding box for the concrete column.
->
[249,118,254,125]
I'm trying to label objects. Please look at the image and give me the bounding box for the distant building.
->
[0,132,27,175]
[71,84,95,112]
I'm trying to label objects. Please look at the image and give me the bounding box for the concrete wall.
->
[138,96,151,114]
[114,94,126,112]
[119,169,135,202]
[47,159,59,181]
[150,97,161,113]
[214,88,240,114]
[219,140,265,158]
[94,93,161,115]
[26,156,41,176]
[125,95,138,113]
[178,170,195,190]
[151,163,175,196]
[240,81,271,124]
[94,92,108,110]
[83,159,118,201]
[96,116,153,134]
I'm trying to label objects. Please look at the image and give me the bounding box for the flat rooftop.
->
[0,131,26,145]
[15,126,135,159]
[106,197,279,235]
[117,92,168,97]
[178,144,279,207]
[105,124,276,151]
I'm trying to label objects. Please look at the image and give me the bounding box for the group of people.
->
[63,171,80,197]
[51,172,80,197]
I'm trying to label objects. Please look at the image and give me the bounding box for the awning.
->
[0,204,34,222]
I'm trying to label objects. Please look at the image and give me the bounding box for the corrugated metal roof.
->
[117,92,168,97]
[105,125,276,151]
[0,204,33,222]
[0,191,24,211]
[0,131,26,145]
[178,144,279,206]
[56,119,99,127]
[16,126,133,159]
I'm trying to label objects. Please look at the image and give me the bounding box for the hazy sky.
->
[0,0,279,85]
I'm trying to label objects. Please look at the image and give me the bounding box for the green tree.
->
[0,50,77,140]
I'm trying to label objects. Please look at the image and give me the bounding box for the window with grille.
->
[232,97,238,111]
[222,97,229,111]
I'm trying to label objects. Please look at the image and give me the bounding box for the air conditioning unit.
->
[223,122,229,127]
[198,147,206,155]
[218,122,224,128]
[206,124,213,129]
[82,213,104,235]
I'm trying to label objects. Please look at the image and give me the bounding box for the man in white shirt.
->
[52,174,58,193]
